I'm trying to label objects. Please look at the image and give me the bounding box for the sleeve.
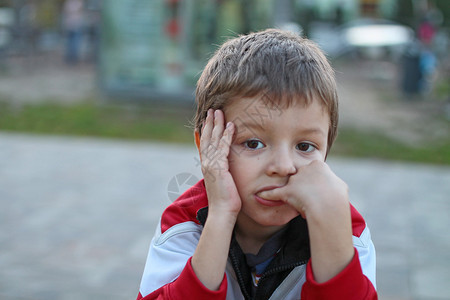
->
[137,257,227,300]
[301,225,377,299]
[137,221,228,300]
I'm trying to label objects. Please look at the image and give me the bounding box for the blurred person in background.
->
[85,0,100,62]
[416,1,443,94]
[62,0,84,64]
[19,0,38,55]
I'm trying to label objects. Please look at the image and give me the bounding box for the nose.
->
[266,146,297,177]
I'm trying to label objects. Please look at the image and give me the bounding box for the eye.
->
[296,142,316,153]
[244,139,264,150]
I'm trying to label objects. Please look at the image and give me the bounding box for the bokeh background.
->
[0,0,449,299]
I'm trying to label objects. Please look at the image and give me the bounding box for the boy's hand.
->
[200,109,241,218]
[257,160,348,218]
[257,160,354,283]
[192,109,241,291]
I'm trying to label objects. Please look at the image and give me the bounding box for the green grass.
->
[0,101,449,165]
[0,101,194,143]
[333,128,450,165]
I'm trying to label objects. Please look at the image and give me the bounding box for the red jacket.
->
[137,180,377,299]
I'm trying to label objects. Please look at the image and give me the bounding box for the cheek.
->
[228,154,245,180]
[295,152,325,169]
[227,148,240,166]
[228,147,254,172]
[277,205,301,222]
[307,146,327,163]
[228,153,257,191]
[316,151,327,162]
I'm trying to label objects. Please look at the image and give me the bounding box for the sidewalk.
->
[0,132,449,300]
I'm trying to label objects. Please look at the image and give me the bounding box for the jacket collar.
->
[196,207,310,300]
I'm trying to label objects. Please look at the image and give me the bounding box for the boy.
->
[137,29,377,299]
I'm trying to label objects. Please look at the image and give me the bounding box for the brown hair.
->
[193,29,339,154]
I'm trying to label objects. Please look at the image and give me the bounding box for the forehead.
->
[223,94,330,137]
[223,94,329,123]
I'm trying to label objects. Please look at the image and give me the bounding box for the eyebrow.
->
[233,120,327,137]
[235,120,264,130]
[299,128,328,137]
[232,120,265,135]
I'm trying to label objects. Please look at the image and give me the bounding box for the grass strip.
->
[0,101,448,165]
[333,128,450,165]
[0,101,194,143]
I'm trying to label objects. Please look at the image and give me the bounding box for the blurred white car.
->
[341,18,415,59]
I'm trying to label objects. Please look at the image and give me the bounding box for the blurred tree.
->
[434,0,449,27]
[35,0,59,29]
[394,0,415,27]
[394,0,449,29]
[241,0,253,34]
[294,1,316,37]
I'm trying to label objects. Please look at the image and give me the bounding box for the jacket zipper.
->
[230,249,252,300]
[256,259,309,298]
[230,252,308,300]
[261,259,308,279]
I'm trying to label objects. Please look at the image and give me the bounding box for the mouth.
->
[255,186,284,207]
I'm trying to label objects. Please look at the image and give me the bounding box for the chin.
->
[256,213,299,227]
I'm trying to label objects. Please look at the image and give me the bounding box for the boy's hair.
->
[194,29,339,154]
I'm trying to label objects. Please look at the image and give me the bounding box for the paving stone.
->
[412,266,450,299]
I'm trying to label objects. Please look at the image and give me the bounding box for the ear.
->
[194,130,201,160]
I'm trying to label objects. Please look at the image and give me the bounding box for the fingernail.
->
[207,109,212,117]
[214,110,219,117]
[226,122,232,128]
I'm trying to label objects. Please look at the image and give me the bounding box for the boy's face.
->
[224,95,330,232]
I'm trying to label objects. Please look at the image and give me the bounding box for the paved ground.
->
[0,132,449,300]
[0,56,96,104]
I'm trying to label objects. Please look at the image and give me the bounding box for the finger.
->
[258,187,305,217]
[257,187,284,201]
[210,110,225,149]
[217,122,235,159]
[200,109,214,154]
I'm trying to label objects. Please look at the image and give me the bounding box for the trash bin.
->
[401,47,422,95]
